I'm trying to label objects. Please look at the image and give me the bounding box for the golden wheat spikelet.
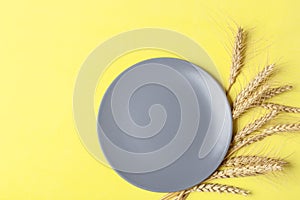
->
[222,156,288,168]
[232,84,270,119]
[262,103,300,113]
[162,183,250,200]
[229,124,300,156]
[233,64,275,110]
[194,183,249,196]
[209,163,285,180]
[228,27,246,93]
[253,85,293,106]
[233,110,279,143]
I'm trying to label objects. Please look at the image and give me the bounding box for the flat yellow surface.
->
[1,0,300,199]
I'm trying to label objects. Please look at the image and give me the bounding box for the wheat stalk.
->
[208,163,285,180]
[227,27,246,93]
[229,124,300,156]
[181,194,189,200]
[233,110,279,143]
[222,156,288,168]
[161,192,181,200]
[262,103,300,113]
[176,191,186,200]
[232,84,270,119]
[233,64,275,111]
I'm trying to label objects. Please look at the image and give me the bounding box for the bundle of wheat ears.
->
[161,27,300,200]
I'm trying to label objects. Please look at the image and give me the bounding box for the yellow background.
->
[1,0,300,199]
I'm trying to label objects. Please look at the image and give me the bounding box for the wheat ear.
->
[162,183,250,200]
[233,64,275,110]
[229,124,300,156]
[232,84,270,119]
[193,183,249,196]
[233,110,279,143]
[208,163,285,180]
[222,156,288,168]
[262,103,300,113]
[227,27,246,93]
[253,85,293,106]
[161,192,180,200]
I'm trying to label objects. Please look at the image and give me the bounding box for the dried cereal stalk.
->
[233,64,275,110]
[193,183,249,196]
[161,192,181,200]
[253,85,293,106]
[229,124,300,155]
[232,84,270,119]
[222,156,288,168]
[209,163,285,180]
[228,27,246,93]
[233,110,279,143]
[262,103,300,113]
[162,183,249,200]
[162,26,300,200]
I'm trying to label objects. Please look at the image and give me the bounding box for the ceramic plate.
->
[97,58,232,192]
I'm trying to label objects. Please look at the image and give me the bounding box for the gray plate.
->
[97,58,232,192]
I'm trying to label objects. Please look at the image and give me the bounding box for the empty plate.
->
[97,57,232,192]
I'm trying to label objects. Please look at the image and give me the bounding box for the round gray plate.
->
[97,58,232,192]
